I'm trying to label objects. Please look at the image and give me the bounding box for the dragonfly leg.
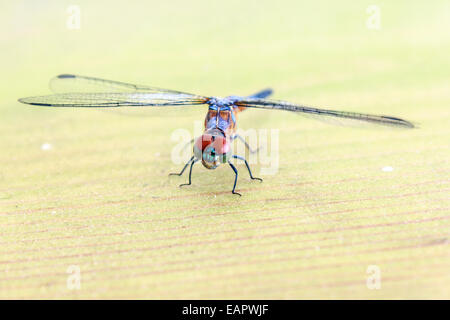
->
[181,138,195,153]
[179,158,198,188]
[228,163,241,196]
[169,156,195,176]
[232,155,263,182]
[231,134,260,154]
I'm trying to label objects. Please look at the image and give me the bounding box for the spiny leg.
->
[232,155,263,182]
[228,162,241,196]
[169,156,195,176]
[180,158,198,187]
[231,134,260,154]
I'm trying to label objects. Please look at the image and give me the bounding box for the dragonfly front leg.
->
[228,162,241,196]
[231,134,260,154]
[179,158,198,188]
[181,138,195,153]
[169,156,194,176]
[232,155,263,182]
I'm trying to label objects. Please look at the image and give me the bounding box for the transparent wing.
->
[236,99,414,129]
[18,92,208,107]
[49,74,195,95]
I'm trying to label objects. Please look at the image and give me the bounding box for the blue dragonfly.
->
[19,74,414,195]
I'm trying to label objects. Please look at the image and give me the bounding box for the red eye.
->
[195,134,230,155]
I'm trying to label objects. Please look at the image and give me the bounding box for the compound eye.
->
[203,146,217,162]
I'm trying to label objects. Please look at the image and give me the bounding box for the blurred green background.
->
[0,0,449,299]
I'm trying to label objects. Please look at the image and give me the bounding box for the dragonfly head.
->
[193,129,230,170]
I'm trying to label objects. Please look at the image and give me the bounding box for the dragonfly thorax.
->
[193,129,231,170]
[207,96,242,109]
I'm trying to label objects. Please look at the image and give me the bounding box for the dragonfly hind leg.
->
[228,163,241,196]
[169,156,195,176]
[228,155,262,196]
[232,155,263,182]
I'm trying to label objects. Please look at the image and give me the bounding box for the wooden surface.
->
[0,0,449,299]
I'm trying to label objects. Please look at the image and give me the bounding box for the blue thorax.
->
[206,96,242,131]
[207,96,242,109]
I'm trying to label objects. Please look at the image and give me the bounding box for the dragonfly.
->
[19,74,414,196]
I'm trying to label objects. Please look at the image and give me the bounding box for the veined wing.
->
[49,74,196,95]
[18,92,208,107]
[236,99,415,129]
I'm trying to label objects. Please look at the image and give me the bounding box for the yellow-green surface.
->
[1,0,449,299]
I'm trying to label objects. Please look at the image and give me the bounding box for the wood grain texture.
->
[0,0,449,299]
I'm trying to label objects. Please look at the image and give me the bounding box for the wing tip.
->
[248,88,274,99]
[18,97,52,106]
[17,98,53,107]
[381,116,415,129]
[57,74,76,79]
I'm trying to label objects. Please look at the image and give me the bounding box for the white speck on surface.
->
[382,166,394,172]
[41,143,52,151]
